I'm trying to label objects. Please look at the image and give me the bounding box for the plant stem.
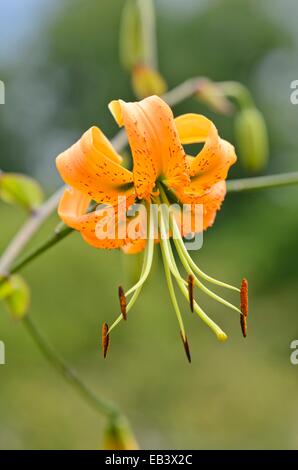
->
[0,188,64,277]
[138,0,158,69]
[163,77,202,107]
[23,315,120,420]
[227,172,298,193]
[10,224,73,276]
[219,81,254,109]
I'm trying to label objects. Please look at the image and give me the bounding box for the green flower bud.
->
[0,275,30,320]
[119,0,142,71]
[234,107,269,174]
[0,172,44,212]
[102,418,139,450]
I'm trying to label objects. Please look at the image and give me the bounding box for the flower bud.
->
[0,172,44,212]
[234,107,269,174]
[102,418,139,450]
[119,0,142,71]
[132,64,167,99]
[0,275,30,320]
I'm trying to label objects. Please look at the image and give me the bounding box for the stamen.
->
[102,322,110,358]
[180,332,191,363]
[240,278,248,338]
[107,201,155,336]
[159,212,228,342]
[240,278,249,317]
[124,201,155,298]
[159,184,240,293]
[158,205,188,286]
[158,185,241,317]
[160,233,190,361]
[240,314,247,338]
[187,274,195,312]
[175,237,241,314]
[118,286,127,320]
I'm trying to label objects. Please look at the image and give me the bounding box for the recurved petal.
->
[175,113,212,144]
[199,181,227,229]
[56,126,135,205]
[109,96,189,199]
[122,238,147,254]
[58,187,137,249]
[175,113,237,192]
[177,181,227,231]
[58,186,92,230]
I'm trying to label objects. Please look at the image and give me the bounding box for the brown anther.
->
[118,286,127,320]
[240,314,247,338]
[187,274,195,312]
[102,323,110,358]
[240,278,248,317]
[240,278,248,338]
[180,332,191,363]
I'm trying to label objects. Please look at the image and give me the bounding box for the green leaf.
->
[0,172,44,211]
[0,275,30,319]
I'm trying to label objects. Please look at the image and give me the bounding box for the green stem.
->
[138,0,158,69]
[227,172,298,193]
[219,81,254,109]
[159,242,186,340]
[0,188,64,276]
[23,315,121,421]
[10,224,73,277]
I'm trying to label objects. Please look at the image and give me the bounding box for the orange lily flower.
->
[56,95,248,362]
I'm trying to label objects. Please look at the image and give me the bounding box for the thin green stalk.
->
[219,81,254,109]
[10,224,73,276]
[138,0,158,69]
[173,233,241,314]
[158,189,241,313]
[159,241,186,340]
[159,184,239,292]
[227,172,298,193]
[158,203,187,286]
[159,222,227,342]
[107,249,148,334]
[23,315,121,421]
[157,197,227,340]
[108,201,155,334]
[125,202,155,297]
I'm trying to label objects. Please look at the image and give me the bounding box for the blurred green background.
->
[1,0,298,450]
